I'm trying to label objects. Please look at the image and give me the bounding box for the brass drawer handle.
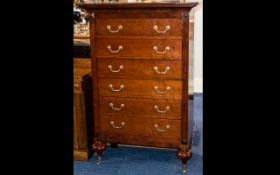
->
[106,25,123,33]
[154,124,170,132]
[107,45,123,53]
[110,121,125,129]
[108,65,124,73]
[153,46,170,55]
[153,25,170,33]
[154,86,171,94]
[153,66,170,74]
[109,103,125,111]
[154,105,170,113]
[109,84,124,92]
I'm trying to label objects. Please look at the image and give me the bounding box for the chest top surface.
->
[78,0,198,9]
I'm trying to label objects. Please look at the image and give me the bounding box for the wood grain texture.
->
[73,87,89,160]
[73,59,93,160]
[99,97,181,119]
[89,13,102,142]
[181,10,190,144]
[100,114,181,138]
[97,59,182,79]
[96,38,182,59]
[96,18,182,37]
[98,78,182,100]
[74,59,91,72]
[92,9,184,18]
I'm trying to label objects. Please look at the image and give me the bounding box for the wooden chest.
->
[80,0,198,172]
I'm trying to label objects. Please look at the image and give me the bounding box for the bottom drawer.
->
[100,114,181,138]
[103,134,181,148]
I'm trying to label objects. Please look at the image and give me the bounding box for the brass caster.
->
[96,155,102,165]
[182,164,186,174]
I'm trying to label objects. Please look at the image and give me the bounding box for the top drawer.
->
[96,18,182,37]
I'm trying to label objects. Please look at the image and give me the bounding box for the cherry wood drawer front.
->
[151,118,181,138]
[97,59,182,79]
[96,18,182,37]
[100,114,181,138]
[100,114,153,136]
[96,38,182,59]
[99,97,181,119]
[98,78,182,100]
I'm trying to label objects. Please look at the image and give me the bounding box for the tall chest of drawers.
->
[80,0,198,173]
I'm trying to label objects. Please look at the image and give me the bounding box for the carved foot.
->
[92,141,106,165]
[176,144,192,174]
